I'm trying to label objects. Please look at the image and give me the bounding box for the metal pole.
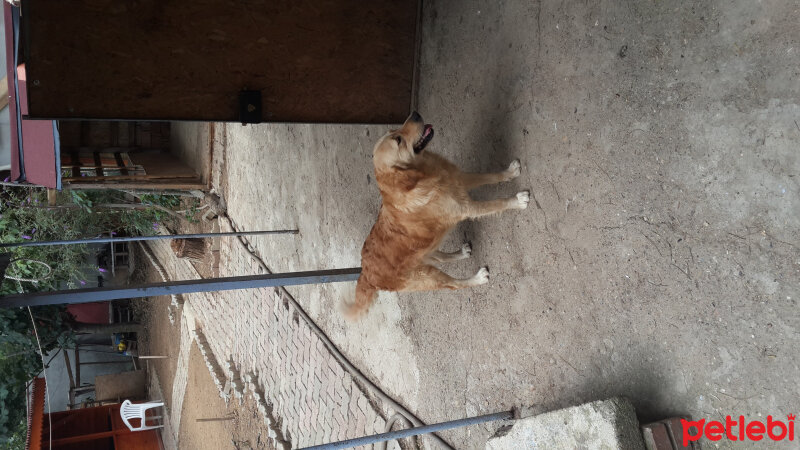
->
[78,360,133,365]
[300,410,514,450]
[0,230,299,249]
[0,268,361,308]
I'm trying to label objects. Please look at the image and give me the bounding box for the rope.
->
[380,414,414,450]
[4,258,53,284]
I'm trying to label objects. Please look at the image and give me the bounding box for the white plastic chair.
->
[120,399,165,431]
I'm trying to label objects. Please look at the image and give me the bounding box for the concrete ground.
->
[176,0,798,448]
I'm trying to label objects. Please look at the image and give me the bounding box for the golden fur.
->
[344,112,529,319]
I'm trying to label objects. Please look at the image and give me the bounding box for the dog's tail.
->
[341,277,377,321]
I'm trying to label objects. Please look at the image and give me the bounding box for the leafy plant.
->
[0,416,26,450]
[70,190,94,212]
[0,187,190,293]
[139,193,181,209]
[0,185,190,442]
[0,305,72,442]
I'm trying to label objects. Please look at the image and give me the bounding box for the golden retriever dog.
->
[343,111,530,319]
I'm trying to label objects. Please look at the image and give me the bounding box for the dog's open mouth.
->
[413,125,434,153]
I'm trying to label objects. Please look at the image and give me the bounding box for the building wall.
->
[44,347,137,411]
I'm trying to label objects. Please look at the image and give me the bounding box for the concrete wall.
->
[44,346,136,412]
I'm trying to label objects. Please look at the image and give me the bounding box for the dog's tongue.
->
[414,124,434,153]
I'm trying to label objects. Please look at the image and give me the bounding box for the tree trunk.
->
[70,322,141,335]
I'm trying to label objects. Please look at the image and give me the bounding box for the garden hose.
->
[3,258,53,283]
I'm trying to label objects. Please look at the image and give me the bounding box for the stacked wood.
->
[170,238,206,261]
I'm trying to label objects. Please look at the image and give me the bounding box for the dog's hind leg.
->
[460,160,521,189]
[462,191,530,219]
[424,243,472,264]
[401,264,489,291]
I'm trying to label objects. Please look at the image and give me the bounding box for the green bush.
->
[0,186,190,443]
[0,188,178,293]
[0,418,26,450]
[0,305,71,442]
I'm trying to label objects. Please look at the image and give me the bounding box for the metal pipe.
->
[0,230,299,249]
[78,360,133,365]
[0,268,361,307]
[300,410,514,450]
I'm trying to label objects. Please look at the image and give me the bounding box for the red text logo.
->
[682,415,796,446]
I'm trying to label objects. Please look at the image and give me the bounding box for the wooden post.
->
[74,344,81,387]
[63,351,75,389]
[47,188,58,206]
[0,75,8,110]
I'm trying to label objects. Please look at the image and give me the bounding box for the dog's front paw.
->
[474,266,490,285]
[506,159,521,180]
[514,190,530,209]
[461,242,473,258]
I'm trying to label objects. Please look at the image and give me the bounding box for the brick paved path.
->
[150,227,391,448]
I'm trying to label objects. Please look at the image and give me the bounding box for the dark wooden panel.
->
[24,0,419,123]
[95,370,147,402]
[58,121,169,149]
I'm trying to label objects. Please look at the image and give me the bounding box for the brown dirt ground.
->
[137,256,275,450]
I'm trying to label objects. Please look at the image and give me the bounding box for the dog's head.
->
[372,111,434,171]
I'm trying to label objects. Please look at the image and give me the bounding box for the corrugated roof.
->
[25,377,45,450]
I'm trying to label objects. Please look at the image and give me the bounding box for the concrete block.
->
[485,398,645,450]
